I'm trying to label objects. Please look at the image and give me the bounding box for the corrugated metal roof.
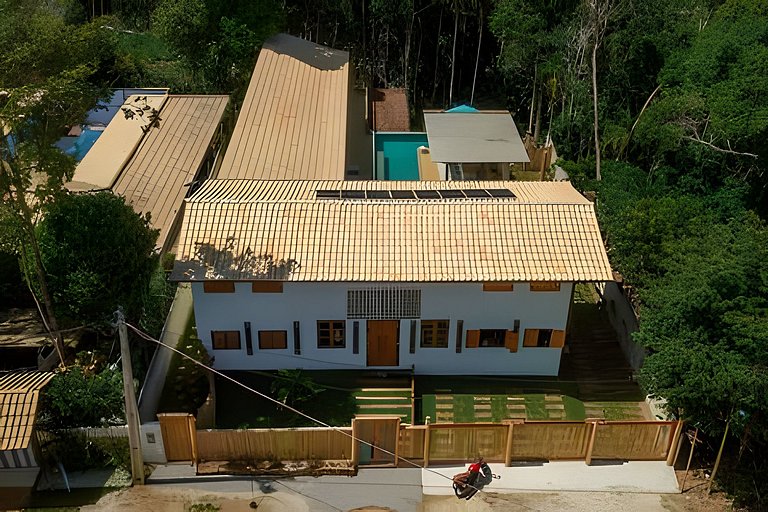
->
[0,371,55,451]
[112,95,229,252]
[69,94,169,190]
[171,180,612,283]
[216,34,350,180]
[424,111,529,164]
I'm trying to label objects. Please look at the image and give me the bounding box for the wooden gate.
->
[158,413,197,462]
[352,416,400,466]
[367,320,399,366]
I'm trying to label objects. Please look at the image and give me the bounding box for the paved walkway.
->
[422,461,680,495]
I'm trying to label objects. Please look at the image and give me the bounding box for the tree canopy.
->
[33,192,159,328]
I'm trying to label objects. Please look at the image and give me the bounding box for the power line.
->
[125,321,539,511]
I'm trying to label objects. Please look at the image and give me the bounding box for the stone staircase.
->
[560,299,646,409]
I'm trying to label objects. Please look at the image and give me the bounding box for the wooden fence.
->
[196,427,353,462]
[162,417,683,468]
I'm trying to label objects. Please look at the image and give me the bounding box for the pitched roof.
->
[112,95,229,252]
[371,88,410,132]
[171,180,612,283]
[424,111,529,164]
[69,94,169,190]
[67,95,229,253]
[216,34,350,180]
[0,371,55,451]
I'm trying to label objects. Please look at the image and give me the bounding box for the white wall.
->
[600,282,644,370]
[191,282,573,376]
[140,422,167,464]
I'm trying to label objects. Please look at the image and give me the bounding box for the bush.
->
[39,366,125,429]
[158,313,211,414]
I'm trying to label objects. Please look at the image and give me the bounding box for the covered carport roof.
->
[423,111,529,164]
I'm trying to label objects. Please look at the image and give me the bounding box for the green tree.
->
[152,0,283,92]
[0,2,120,363]
[39,366,125,429]
[32,192,159,329]
[633,0,768,208]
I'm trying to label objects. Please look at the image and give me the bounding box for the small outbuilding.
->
[423,110,529,180]
[0,371,55,506]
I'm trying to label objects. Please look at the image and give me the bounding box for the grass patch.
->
[491,396,508,422]
[562,395,586,420]
[452,395,476,422]
[524,394,548,420]
[215,371,357,428]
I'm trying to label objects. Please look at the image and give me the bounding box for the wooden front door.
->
[367,320,399,366]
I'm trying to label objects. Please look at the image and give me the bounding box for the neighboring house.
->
[66,93,230,254]
[171,179,613,376]
[423,109,530,180]
[0,371,55,506]
[216,33,372,181]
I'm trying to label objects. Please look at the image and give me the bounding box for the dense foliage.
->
[33,192,159,328]
[597,162,768,505]
[39,366,125,429]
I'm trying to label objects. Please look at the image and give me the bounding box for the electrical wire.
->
[125,321,540,511]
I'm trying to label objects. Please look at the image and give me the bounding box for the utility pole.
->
[117,309,145,485]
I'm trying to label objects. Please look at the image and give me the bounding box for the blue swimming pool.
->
[65,127,103,161]
[374,132,429,180]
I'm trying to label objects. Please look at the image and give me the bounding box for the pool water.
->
[374,132,428,180]
[65,127,103,161]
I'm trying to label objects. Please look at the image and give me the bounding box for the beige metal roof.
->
[0,371,55,451]
[112,95,229,252]
[216,34,350,180]
[171,179,612,283]
[69,94,169,190]
[424,111,529,164]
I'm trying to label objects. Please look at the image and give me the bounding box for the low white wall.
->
[600,282,644,370]
[141,422,167,464]
[192,281,572,376]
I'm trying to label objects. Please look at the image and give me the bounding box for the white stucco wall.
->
[191,282,573,376]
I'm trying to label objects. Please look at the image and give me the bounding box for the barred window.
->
[347,288,421,319]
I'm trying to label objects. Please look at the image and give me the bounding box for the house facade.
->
[171,179,613,376]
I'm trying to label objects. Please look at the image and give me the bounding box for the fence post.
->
[187,415,198,466]
[585,419,599,465]
[666,420,684,466]
[423,423,431,468]
[351,419,359,466]
[504,420,521,467]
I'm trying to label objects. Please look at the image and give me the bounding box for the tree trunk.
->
[528,64,537,134]
[404,9,414,95]
[362,0,366,78]
[431,8,443,105]
[592,38,601,180]
[448,5,459,107]
[470,5,483,106]
[13,192,66,366]
[413,16,423,108]
[533,84,542,143]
